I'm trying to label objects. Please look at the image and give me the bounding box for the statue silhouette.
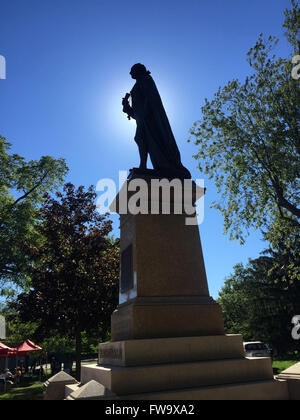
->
[122,63,191,179]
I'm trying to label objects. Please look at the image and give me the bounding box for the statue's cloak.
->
[130,74,191,178]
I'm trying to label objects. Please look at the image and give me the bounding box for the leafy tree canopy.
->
[189,1,299,246]
[218,253,300,357]
[12,183,119,379]
[0,136,68,288]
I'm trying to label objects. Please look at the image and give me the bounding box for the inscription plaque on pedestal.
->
[120,244,133,293]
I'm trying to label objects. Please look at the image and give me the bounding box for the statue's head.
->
[130,63,151,79]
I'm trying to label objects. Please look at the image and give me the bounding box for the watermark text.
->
[0,55,6,80]
[0,315,6,339]
[292,315,300,340]
[96,171,205,226]
[292,55,300,80]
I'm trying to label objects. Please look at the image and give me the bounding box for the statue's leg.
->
[135,126,148,170]
[138,143,148,170]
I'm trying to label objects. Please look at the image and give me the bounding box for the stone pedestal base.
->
[82,358,274,396]
[111,297,224,341]
[98,334,244,367]
[122,379,289,400]
[76,334,289,400]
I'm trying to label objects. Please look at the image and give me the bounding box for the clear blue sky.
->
[0,0,292,298]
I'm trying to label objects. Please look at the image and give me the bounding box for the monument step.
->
[81,357,274,395]
[121,379,289,400]
[99,334,245,367]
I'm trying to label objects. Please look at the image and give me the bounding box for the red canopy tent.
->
[1,341,42,375]
[0,342,17,370]
[16,340,42,357]
[0,342,9,357]
[1,340,42,358]
[0,342,17,358]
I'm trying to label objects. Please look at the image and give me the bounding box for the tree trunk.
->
[75,330,82,381]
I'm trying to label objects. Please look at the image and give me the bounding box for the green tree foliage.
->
[218,255,300,357]
[5,319,38,348]
[0,136,68,288]
[189,2,299,246]
[12,184,119,380]
[283,0,300,53]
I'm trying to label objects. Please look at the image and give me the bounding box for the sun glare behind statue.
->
[102,77,136,143]
[102,73,178,146]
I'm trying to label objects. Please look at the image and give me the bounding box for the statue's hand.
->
[122,100,130,114]
[122,93,130,106]
[122,103,129,114]
[122,93,133,120]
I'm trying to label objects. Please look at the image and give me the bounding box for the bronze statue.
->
[122,63,191,179]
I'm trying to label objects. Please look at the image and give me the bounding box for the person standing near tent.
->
[5,368,14,390]
[4,368,14,383]
[0,369,14,393]
[16,366,22,385]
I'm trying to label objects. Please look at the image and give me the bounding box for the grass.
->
[0,365,84,400]
[272,360,299,374]
[0,376,46,400]
[0,360,97,400]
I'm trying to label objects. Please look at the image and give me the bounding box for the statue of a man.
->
[122,63,191,179]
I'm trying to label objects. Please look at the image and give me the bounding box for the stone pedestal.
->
[110,176,224,341]
[77,175,289,400]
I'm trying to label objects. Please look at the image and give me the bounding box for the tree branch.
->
[11,171,50,208]
[272,175,300,220]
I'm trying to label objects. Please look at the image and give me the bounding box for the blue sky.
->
[0,0,292,298]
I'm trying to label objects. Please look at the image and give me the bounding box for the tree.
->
[12,183,119,380]
[0,136,68,289]
[189,1,299,246]
[218,255,300,357]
